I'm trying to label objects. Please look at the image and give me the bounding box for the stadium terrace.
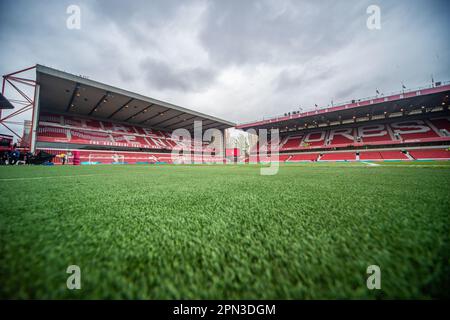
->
[0,64,449,164]
[0,64,235,165]
[238,82,450,162]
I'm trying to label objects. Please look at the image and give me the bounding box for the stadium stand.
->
[268,117,450,152]
[288,153,319,161]
[240,81,450,163]
[408,149,450,160]
[24,65,235,164]
[278,154,291,162]
[378,150,409,160]
[320,152,356,161]
[280,134,303,150]
[4,64,449,164]
[429,118,450,134]
[327,128,355,147]
[359,151,383,161]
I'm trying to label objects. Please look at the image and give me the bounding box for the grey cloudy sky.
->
[0,0,449,128]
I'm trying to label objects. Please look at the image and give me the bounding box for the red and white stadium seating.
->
[37,112,212,152]
[320,152,355,161]
[430,118,450,134]
[275,117,450,152]
[408,149,450,160]
[38,112,450,164]
[378,151,409,160]
[353,150,408,161]
[359,151,383,160]
[288,153,319,161]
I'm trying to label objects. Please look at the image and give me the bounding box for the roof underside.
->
[237,85,450,131]
[36,65,235,132]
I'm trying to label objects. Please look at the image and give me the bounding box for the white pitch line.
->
[361,161,381,166]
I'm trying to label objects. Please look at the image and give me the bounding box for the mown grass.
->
[0,162,449,299]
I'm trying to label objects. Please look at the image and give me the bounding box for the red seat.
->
[359,151,383,160]
[320,152,355,161]
[37,113,187,151]
[430,118,450,133]
[379,151,408,160]
[289,153,318,161]
[409,149,450,160]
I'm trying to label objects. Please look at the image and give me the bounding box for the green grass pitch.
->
[0,162,449,299]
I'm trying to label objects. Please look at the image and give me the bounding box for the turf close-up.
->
[0,163,449,299]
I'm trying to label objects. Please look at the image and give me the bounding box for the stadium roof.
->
[0,93,14,109]
[36,64,235,132]
[237,83,450,131]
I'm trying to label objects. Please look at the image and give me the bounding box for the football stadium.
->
[0,0,449,305]
[1,64,449,300]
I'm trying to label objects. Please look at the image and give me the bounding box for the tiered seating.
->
[277,154,291,162]
[358,124,393,144]
[409,149,450,160]
[320,152,355,161]
[392,121,439,141]
[396,130,439,141]
[379,151,408,160]
[155,154,174,163]
[280,135,303,150]
[277,117,448,151]
[37,126,69,141]
[70,129,113,144]
[430,118,450,133]
[302,132,326,148]
[37,112,213,151]
[359,151,383,160]
[288,153,319,161]
[328,128,355,147]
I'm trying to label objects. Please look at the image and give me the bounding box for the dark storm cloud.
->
[275,65,336,91]
[199,0,368,65]
[139,58,216,91]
